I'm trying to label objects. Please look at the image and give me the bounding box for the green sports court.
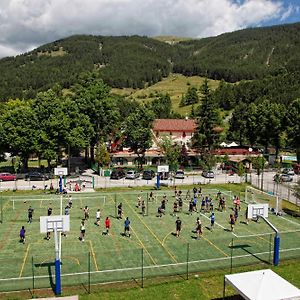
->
[0,187,300,293]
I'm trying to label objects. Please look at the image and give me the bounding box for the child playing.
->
[19,226,26,244]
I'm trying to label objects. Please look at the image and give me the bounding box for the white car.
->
[126,170,140,179]
[174,170,185,179]
[202,170,215,178]
[284,169,295,176]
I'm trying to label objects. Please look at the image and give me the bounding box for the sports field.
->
[0,187,300,293]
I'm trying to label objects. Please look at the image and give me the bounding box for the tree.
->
[255,100,286,156]
[236,162,246,182]
[251,156,267,190]
[150,94,172,118]
[0,99,40,169]
[292,179,300,206]
[228,102,249,145]
[286,99,300,162]
[32,89,93,168]
[123,106,154,168]
[193,79,222,151]
[213,79,235,110]
[180,86,199,106]
[160,137,181,172]
[72,73,120,161]
[95,142,110,174]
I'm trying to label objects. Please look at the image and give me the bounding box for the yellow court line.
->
[19,244,30,278]
[123,197,178,263]
[201,235,229,257]
[162,230,174,245]
[89,240,99,271]
[130,226,157,265]
[64,256,80,265]
[2,201,11,211]
[242,226,271,244]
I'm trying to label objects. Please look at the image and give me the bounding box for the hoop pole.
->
[230,238,233,273]
[186,243,189,280]
[54,227,61,295]
[141,248,144,288]
[59,195,62,259]
[32,256,35,296]
[88,252,91,294]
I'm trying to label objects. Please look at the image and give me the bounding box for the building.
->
[152,118,197,149]
[110,118,197,166]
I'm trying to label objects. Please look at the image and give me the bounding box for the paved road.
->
[0,170,298,205]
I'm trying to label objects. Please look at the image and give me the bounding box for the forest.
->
[0,22,300,101]
[0,22,300,167]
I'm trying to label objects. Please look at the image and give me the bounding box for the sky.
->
[0,0,299,58]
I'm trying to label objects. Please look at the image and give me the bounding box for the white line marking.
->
[4,247,300,281]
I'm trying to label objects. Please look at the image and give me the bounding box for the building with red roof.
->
[152,118,197,150]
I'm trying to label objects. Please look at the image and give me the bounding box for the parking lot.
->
[0,170,298,205]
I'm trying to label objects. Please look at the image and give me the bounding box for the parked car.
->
[0,172,17,181]
[282,168,295,176]
[25,172,50,181]
[174,170,185,179]
[142,170,155,180]
[126,170,140,179]
[110,169,126,180]
[202,170,215,178]
[274,174,293,183]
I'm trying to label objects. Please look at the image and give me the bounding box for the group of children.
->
[19,190,246,245]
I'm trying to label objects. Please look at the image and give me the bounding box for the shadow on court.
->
[228,244,270,264]
[34,261,56,293]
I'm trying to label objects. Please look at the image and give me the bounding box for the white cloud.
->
[0,0,296,58]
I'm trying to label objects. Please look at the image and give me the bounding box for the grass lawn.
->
[0,185,299,298]
[111,73,220,116]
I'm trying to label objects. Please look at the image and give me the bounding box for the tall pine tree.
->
[193,79,222,151]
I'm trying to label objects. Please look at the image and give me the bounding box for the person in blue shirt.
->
[192,197,197,212]
[210,212,215,230]
[124,217,131,237]
[201,198,206,212]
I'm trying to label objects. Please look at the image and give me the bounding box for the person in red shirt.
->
[104,216,110,235]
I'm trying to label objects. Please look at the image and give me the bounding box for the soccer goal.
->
[245,186,281,214]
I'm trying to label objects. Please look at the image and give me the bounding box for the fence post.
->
[186,243,190,280]
[114,194,117,218]
[146,193,149,216]
[230,238,233,274]
[31,256,35,298]
[141,248,144,288]
[88,252,91,294]
[0,195,3,223]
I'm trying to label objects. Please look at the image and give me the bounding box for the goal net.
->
[8,194,107,211]
[245,186,281,214]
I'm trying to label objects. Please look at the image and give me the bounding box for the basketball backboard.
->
[247,203,268,219]
[54,167,68,176]
[40,215,70,233]
[157,165,169,173]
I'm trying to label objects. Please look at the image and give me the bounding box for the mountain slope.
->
[174,22,300,82]
[0,22,300,101]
